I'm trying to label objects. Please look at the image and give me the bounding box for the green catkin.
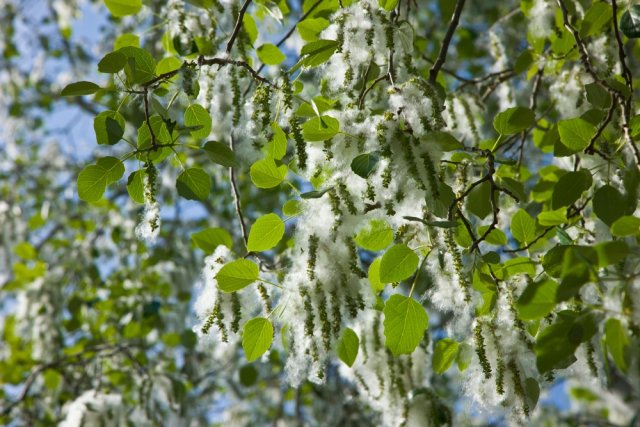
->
[330,289,342,336]
[474,321,492,379]
[354,372,371,394]
[401,137,427,190]
[445,229,471,301]
[506,282,534,350]
[356,134,366,152]
[281,72,293,111]
[345,293,358,318]
[382,164,393,188]
[344,52,354,86]
[201,311,216,335]
[144,162,157,204]
[311,340,320,363]
[364,182,376,201]
[315,282,331,352]
[323,138,334,160]
[257,283,271,314]
[508,360,530,417]
[230,68,241,126]
[416,79,446,130]
[213,299,228,343]
[328,188,343,230]
[384,201,396,216]
[421,150,440,199]
[346,237,366,278]
[458,96,480,145]
[337,182,358,215]
[586,341,598,378]
[230,293,241,334]
[373,314,382,350]
[300,287,315,337]
[289,116,307,170]
[307,235,319,280]
[495,357,505,395]
[336,14,346,53]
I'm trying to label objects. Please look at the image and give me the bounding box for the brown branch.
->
[226,0,253,55]
[428,0,466,83]
[199,56,276,88]
[228,135,249,248]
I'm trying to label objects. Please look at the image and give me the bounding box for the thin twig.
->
[199,56,276,88]
[226,0,253,54]
[228,135,249,247]
[429,0,466,83]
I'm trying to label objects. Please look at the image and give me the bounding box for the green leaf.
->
[511,209,536,245]
[298,39,339,68]
[432,338,460,374]
[594,240,629,268]
[43,369,62,390]
[301,188,331,199]
[156,57,182,75]
[192,227,233,253]
[247,213,285,252]
[266,122,287,160]
[184,104,212,139]
[176,168,211,201]
[137,115,172,149]
[216,259,260,292]
[425,131,463,151]
[538,208,567,226]
[397,20,414,53]
[378,0,399,11]
[493,107,535,136]
[610,215,640,237]
[368,257,384,293]
[585,82,612,109]
[383,294,428,355]
[239,364,258,386]
[61,81,100,96]
[77,159,124,202]
[96,157,125,184]
[557,117,596,152]
[98,51,126,73]
[477,226,507,246]
[296,18,329,41]
[104,0,142,17]
[242,317,274,362]
[466,180,492,219]
[605,318,629,372]
[379,244,419,283]
[351,151,381,179]
[118,46,156,84]
[283,200,302,216]
[302,115,340,141]
[243,14,258,44]
[257,43,286,65]
[552,170,592,209]
[250,157,288,189]
[355,219,393,251]
[535,310,597,373]
[620,5,640,38]
[456,343,473,372]
[580,2,612,38]
[516,279,558,320]
[203,140,238,167]
[593,185,625,226]
[337,328,359,367]
[525,378,540,410]
[127,171,144,204]
[114,33,140,50]
[94,110,125,145]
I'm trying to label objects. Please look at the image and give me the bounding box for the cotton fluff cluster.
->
[488,31,515,110]
[444,95,483,146]
[59,390,126,427]
[338,310,442,427]
[527,0,554,40]
[135,164,161,243]
[549,65,590,118]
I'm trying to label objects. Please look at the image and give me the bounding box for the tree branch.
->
[428,0,466,84]
[226,0,253,55]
